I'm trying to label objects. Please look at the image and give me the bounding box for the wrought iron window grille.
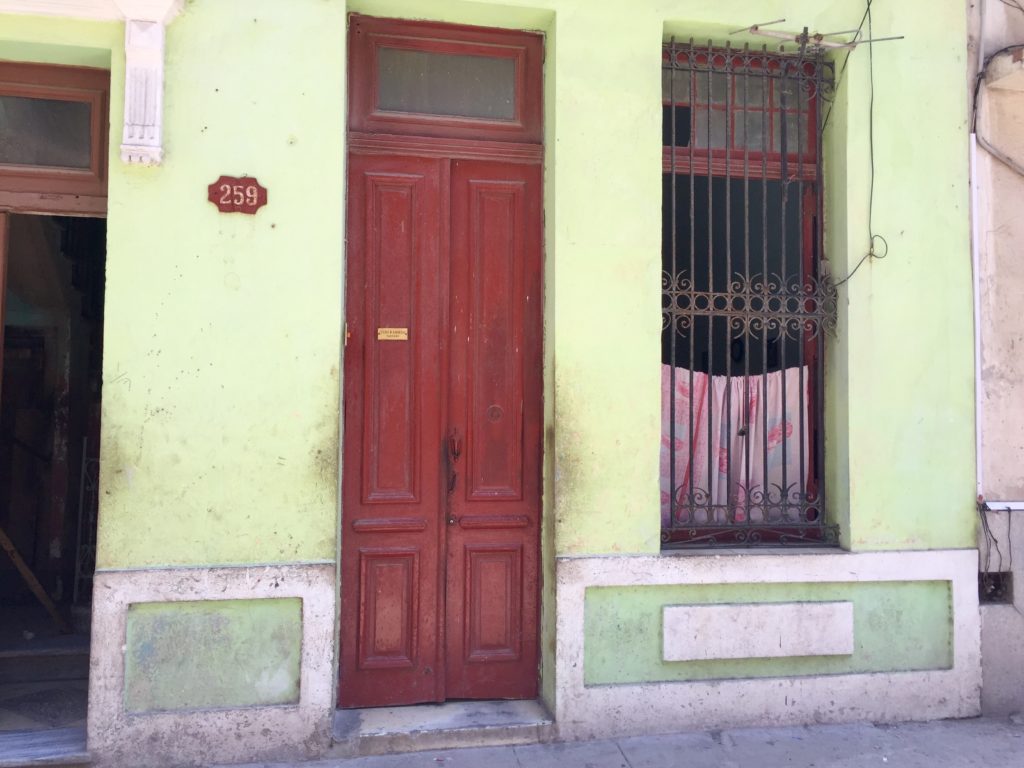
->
[661,40,839,548]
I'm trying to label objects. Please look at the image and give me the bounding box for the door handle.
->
[444,430,458,496]
[446,428,460,496]
[447,515,458,526]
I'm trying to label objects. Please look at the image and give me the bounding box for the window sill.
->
[658,545,846,558]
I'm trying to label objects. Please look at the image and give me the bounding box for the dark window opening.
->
[660,41,837,548]
[662,105,691,147]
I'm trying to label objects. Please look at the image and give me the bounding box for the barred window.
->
[661,42,838,547]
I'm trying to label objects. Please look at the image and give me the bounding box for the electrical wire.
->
[998,0,1024,17]
[831,0,888,289]
[972,43,1024,130]
[978,501,1024,613]
[973,42,1024,188]
[979,502,1003,576]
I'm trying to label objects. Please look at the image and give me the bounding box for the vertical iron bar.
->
[688,41,697,525]
[724,43,733,525]
[705,42,714,522]
[760,46,769,530]
[795,53,807,527]
[815,56,827,529]
[778,59,790,525]
[742,46,751,527]
[668,40,678,533]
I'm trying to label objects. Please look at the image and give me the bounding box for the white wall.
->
[970,0,1024,717]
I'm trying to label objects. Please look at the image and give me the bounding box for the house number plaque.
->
[208,175,268,214]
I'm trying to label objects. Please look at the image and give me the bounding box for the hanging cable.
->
[998,0,1024,17]
[831,0,888,288]
[973,41,1024,181]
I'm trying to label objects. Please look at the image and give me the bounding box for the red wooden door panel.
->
[444,160,542,699]
[340,156,542,707]
[340,154,446,706]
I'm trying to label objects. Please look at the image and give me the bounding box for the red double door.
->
[340,153,542,707]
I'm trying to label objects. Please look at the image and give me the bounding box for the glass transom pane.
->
[0,95,91,169]
[377,47,516,120]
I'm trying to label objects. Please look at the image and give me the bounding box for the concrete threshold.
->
[0,727,89,768]
[328,699,554,758]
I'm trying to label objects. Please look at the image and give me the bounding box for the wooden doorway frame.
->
[0,60,109,653]
[339,14,546,708]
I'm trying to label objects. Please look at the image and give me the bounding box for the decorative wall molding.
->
[0,0,183,165]
[119,19,165,164]
[89,563,335,767]
[555,549,982,740]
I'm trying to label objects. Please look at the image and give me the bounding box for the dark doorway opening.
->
[0,213,105,734]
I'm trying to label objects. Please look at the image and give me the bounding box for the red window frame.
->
[662,48,820,182]
[0,62,109,210]
[348,15,543,143]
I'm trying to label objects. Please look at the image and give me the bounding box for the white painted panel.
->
[662,601,854,662]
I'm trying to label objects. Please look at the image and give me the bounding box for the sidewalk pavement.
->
[234,716,1024,768]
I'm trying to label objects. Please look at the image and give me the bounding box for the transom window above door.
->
[348,15,543,143]
[0,62,109,212]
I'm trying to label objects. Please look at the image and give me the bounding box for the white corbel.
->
[0,0,182,165]
[118,19,166,164]
[115,1,182,165]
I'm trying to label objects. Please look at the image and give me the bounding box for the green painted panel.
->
[124,598,301,713]
[584,581,952,685]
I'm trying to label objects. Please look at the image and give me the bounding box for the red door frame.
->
[340,16,544,708]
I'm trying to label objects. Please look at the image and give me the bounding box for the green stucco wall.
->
[0,0,974,564]
[0,0,975,718]
[821,3,976,550]
[346,0,976,556]
[584,581,952,685]
[123,598,302,712]
[96,0,345,569]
